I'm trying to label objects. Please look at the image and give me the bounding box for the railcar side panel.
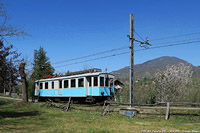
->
[35,87,114,97]
[37,89,59,97]
[58,89,63,95]
[62,88,85,97]
[91,87,114,96]
[88,87,92,96]
[34,72,116,102]
[35,88,86,97]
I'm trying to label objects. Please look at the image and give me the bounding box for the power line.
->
[135,40,200,52]
[52,46,129,65]
[149,37,200,46]
[149,31,200,41]
[53,40,200,68]
[54,51,129,68]
[51,32,200,66]
[51,31,200,68]
[134,37,200,47]
[134,30,145,41]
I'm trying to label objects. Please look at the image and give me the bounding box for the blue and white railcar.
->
[34,71,115,102]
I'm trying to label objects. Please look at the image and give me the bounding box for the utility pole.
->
[128,13,151,107]
[32,50,37,102]
[129,13,134,106]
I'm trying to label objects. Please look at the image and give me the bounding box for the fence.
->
[102,101,200,120]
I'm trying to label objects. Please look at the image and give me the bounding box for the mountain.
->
[112,56,200,81]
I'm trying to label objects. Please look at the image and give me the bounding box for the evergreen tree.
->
[33,46,54,80]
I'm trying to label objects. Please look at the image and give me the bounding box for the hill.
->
[112,56,200,81]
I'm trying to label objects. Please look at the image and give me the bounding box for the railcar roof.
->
[35,72,114,82]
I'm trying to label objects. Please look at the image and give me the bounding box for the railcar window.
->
[71,79,76,88]
[59,80,62,88]
[64,80,69,88]
[88,77,92,87]
[45,82,48,89]
[105,77,109,87]
[78,78,84,87]
[94,77,98,87]
[52,81,54,89]
[100,77,104,87]
[40,83,43,89]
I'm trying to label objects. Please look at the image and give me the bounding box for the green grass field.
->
[0,99,200,133]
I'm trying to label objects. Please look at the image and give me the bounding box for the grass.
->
[0,99,200,133]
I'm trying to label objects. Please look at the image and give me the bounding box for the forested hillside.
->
[112,56,200,81]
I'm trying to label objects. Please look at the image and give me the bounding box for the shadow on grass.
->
[0,110,40,119]
[0,100,13,106]
[170,113,200,116]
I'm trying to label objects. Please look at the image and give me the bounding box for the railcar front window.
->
[52,81,54,89]
[45,82,48,89]
[78,78,84,87]
[71,79,76,88]
[100,77,104,87]
[105,77,109,87]
[64,80,69,88]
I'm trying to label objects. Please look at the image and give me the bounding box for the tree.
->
[0,41,20,94]
[154,63,193,102]
[0,2,29,95]
[19,63,28,102]
[133,77,156,104]
[185,77,200,103]
[33,46,54,80]
[27,78,34,99]
[0,2,28,38]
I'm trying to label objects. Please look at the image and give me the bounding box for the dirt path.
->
[0,96,22,101]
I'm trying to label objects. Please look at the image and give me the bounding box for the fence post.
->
[165,102,170,120]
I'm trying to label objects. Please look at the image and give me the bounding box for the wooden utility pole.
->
[32,50,37,102]
[129,13,134,106]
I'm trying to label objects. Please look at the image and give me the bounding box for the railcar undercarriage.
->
[36,95,113,104]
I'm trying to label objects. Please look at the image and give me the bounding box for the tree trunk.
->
[19,63,28,102]
[8,82,12,97]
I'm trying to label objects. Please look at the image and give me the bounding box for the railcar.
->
[34,69,115,103]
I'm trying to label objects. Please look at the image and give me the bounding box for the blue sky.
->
[3,0,200,73]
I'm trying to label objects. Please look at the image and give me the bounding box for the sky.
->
[2,0,200,73]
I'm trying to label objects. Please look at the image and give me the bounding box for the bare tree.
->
[0,2,29,38]
[0,2,29,96]
[154,63,193,102]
